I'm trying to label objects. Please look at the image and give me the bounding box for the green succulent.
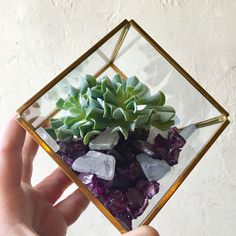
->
[50,74,175,144]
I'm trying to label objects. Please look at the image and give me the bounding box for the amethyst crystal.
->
[132,140,161,159]
[154,127,186,166]
[57,138,88,167]
[145,181,160,199]
[79,173,105,197]
[106,190,127,214]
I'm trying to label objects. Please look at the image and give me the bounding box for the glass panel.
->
[18,22,227,233]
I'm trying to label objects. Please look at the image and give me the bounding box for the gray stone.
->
[89,128,119,150]
[72,151,116,181]
[136,153,171,181]
[180,124,196,140]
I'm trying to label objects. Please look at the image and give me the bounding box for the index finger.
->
[0,115,26,189]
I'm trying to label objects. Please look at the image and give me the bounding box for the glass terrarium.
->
[16,19,229,233]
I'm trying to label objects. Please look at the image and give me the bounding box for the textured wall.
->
[0,1,236,236]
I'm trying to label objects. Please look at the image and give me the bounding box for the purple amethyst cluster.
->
[57,138,89,167]
[154,127,186,166]
[56,128,186,230]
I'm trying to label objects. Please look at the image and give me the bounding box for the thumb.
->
[122,226,159,236]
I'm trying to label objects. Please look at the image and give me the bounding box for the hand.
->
[0,117,159,236]
[0,116,89,236]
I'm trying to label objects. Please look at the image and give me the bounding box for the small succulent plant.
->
[50,74,175,144]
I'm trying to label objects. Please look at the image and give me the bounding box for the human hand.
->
[0,117,89,235]
[0,117,159,236]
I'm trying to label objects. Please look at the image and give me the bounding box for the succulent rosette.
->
[50,74,175,144]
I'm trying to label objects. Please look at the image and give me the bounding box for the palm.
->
[15,184,67,236]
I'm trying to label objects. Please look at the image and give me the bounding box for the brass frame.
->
[16,19,230,233]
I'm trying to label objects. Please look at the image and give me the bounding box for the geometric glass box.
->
[16,19,230,233]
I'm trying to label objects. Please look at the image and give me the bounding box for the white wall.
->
[0,1,236,235]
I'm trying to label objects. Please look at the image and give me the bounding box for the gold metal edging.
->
[129,19,229,118]
[93,62,111,78]
[140,118,230,226]
[110,63,128,80]
[17,19,129,115]
[110,23,131,63]
[178,114,227,131]
[16,116,128,233]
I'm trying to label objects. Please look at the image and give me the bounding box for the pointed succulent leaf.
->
[69,85,79,98]
[149,106,175,123]
[78,121,93,138]
[129,122,136,131]
[112,74,124,85]
[85,74,96,88]
[56,98,65,109]
[86,107,104,120]
[116,84,125,98]
[63,100,74,110]
[126,76,139,92]
[124,95,138,106]
[80,77,89,94]
[104,89,120,106]
[89,87,103,99]
[103,76,116,94]
[70,120,87,130]
[139,91,165,106]
[56,126,74,142]
[91,118,109,130]
[112,125,129,140]
[126,100,137,113]
[113,107,132,121]
[87,97,101,110]
[79,95,87,108]
[83,130,101,145]
[132,82,148,96]
[97,98,110,118]
[69,96,81,107]
[50,118,64,129]
[135,114,150,128]
[64,116,79,127]
[45,128,57,140]
[150,119,175,131]
[68,107,82,117]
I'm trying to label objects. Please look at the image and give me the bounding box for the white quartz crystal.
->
[89,128,119,150]
[180,124,196,140]
[72,151,116,181]
[36,127,60,152]
[136,153,171,181]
